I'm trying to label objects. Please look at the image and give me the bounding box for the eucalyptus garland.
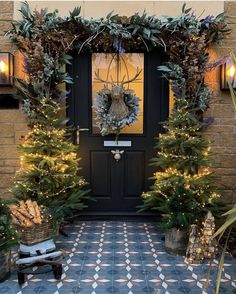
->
[8,2,229,120]
[93,87,139,136]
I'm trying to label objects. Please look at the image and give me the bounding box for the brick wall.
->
[0,1,235,205]
[204,2,236,205]
[0,1,27,197]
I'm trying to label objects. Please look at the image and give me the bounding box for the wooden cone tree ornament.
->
[186,224,204,263]
[200,211,218,259]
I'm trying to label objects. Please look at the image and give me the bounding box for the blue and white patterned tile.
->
[0,221,235,294]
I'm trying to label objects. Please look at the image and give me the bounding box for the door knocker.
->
[111,149,124,162]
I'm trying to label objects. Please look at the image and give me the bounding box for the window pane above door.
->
[92,53,144,135]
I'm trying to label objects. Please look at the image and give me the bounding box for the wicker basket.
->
[17,221,58,245]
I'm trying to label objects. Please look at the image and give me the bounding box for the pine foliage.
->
[0,198,18,251]
[11,98,89,219]
[140,99,220,229]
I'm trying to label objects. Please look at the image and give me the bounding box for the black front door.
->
[68,51,168,214]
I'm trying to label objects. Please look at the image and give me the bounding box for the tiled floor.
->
[0,221,235,294]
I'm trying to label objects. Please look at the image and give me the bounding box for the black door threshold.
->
[78,211,159,216]
[75,211,161,221]
[77,216,160,222]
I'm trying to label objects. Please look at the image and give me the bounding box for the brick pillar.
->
[0,1,28,197]
[203,2,236,205]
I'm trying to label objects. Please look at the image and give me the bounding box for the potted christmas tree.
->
[140,98,220,255]
[0,198,18,282]
[11,97,89,223]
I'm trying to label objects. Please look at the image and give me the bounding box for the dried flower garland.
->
[93,86,139,136]
[8,2,229,118]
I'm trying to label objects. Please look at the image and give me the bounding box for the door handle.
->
[76,125,89,145]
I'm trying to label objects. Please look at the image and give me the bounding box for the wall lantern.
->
[220,59,236,90]
[0,52,14,86]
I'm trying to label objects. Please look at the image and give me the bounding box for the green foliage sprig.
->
[0,198,18,251]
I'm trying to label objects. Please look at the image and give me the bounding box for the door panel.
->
[90,151,111,196]
[67,51,168,214]
[124,152,145,197]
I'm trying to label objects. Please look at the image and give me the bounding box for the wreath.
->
[93,86,140,136]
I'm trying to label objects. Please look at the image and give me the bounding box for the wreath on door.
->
[93,69,141,136]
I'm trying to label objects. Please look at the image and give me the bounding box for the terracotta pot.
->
[165,228,188,256]
[0,250,11,282]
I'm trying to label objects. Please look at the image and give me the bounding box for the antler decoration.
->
[95,67,142,87]
[94,70,113,86]
[121,68,142,86]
